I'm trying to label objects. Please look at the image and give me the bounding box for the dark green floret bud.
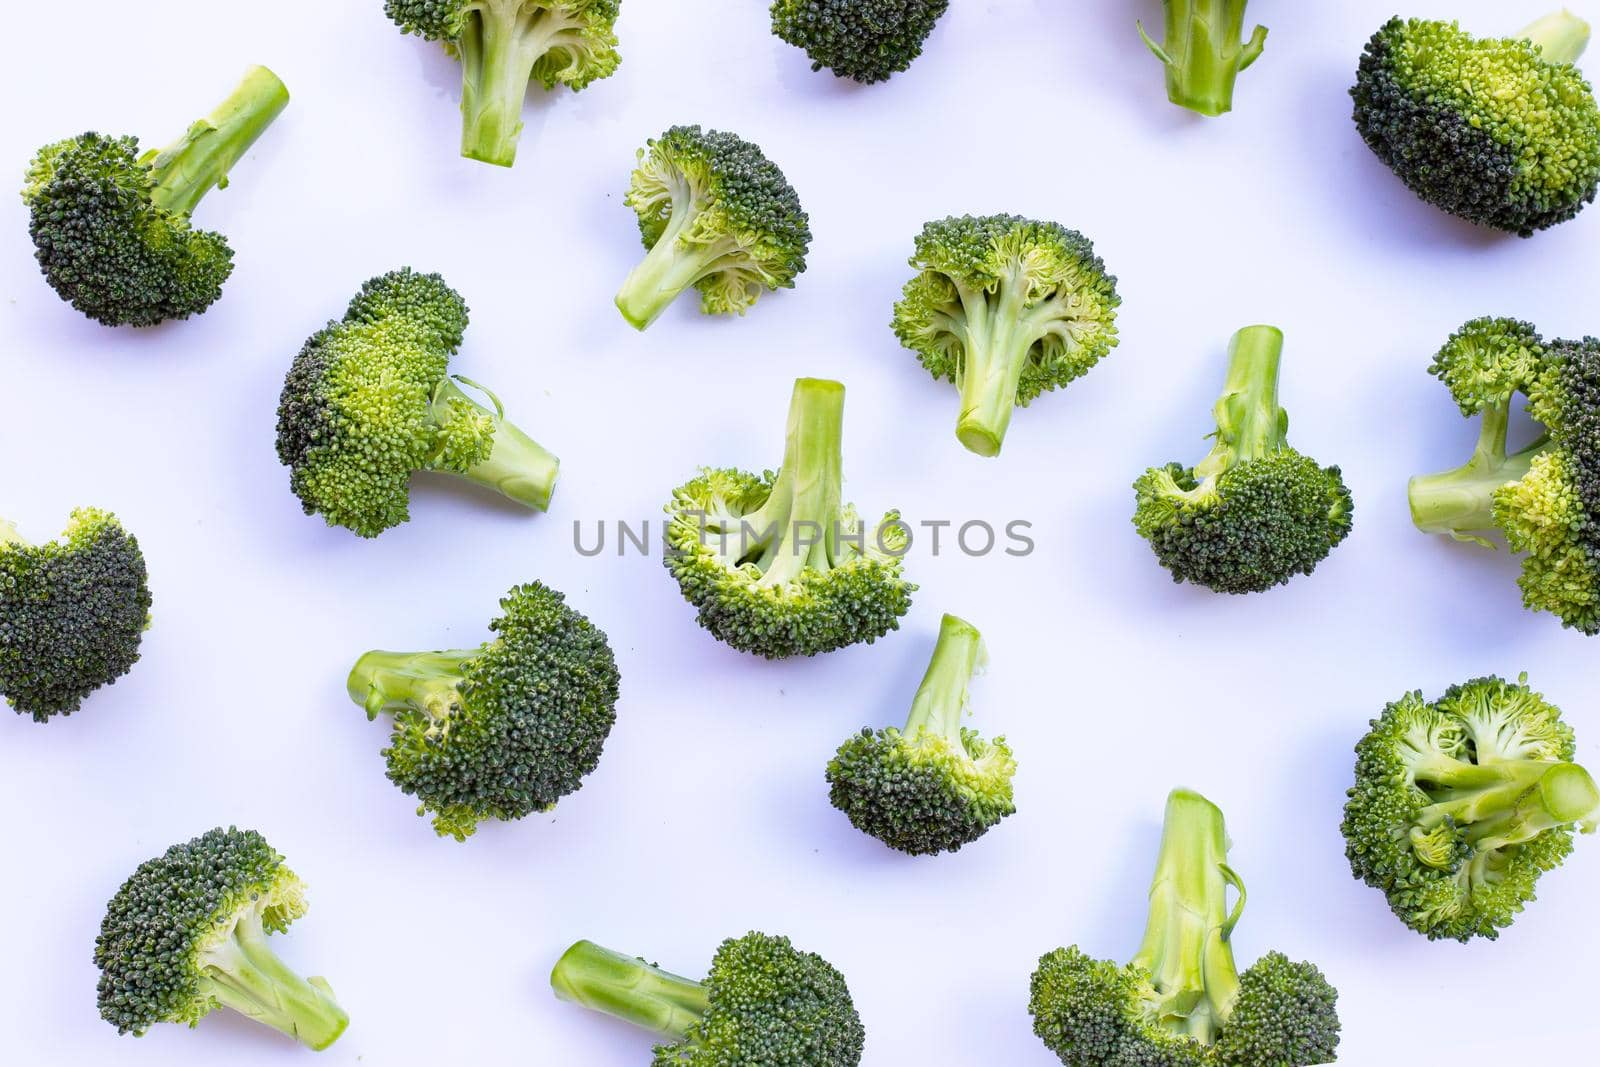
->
[1138,1,1268,116]
[770,0,949,84]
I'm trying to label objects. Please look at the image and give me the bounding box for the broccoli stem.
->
[1131,789,1243,1044]
[1408,402,1546,544]
[1412,755,1600,850]
[614,214,738,329]
[199,911,348,1051]
[433,379,561,512]
[1138,0,1267,117]
[953,268,1048,457]
[1192,325,1287,480]
[147,66,289,218]
[750,378,846,585]
[903,614,984,742]
[1520,11,1592,66]
[459,0,578,166]
[346,649,474,722]
[551,940,710,1039]
[0,518,24,547]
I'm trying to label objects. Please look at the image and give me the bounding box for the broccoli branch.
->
[1408,401,1547,546]
[1409,754,1600,855]
[146,66,289,218]
[950,266,1051,458]
[459,0,588,166]
[197,910,347,1051]
[737,379,847,585]
[551,940,710,1039]
[432,378,561,512]
[902,614,985,743]
[1138,0,1268,117]
[347,649,474,722]
[1520,11,1592,66]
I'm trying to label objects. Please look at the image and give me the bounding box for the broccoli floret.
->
[664,378,914,659]
[1408,318,1600,632]
[615,125,811,329]
[385,0,621,167]
[1133,325,1353,594]
[0,509,151,722]
[826,613,1015,855]
[1138,1,1268,116]
[770,0,949,84]
[94,827,347,1049]
[552,932,864,1066]
[21,67,289,326]
[1351,12,1600,236]
[1029,789,1341,1067]
[891,214,1120,458]
[1342,675,1599,942]
[275,268,561,538]
[347,581,619,840]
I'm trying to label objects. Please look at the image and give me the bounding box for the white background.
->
[1,1,1597,1063]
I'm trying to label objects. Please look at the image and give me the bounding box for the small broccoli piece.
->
[770,0,949,84]
[826,613,1015,855]
[1133,325,1352,594]
[385,0,622,167]
[664,378,914,659]
[21,67,289,327]
[1029,789,1341,1067]
[1343,675,1599,942]
[0,509,151,722]
[615,125,811,329]
[891,214,1120,458]
[1138,1,1268,116]
[1351,12,1600,236]
[94,827,347,1049]
[275,268,561,538]
[552,932,864,1066]
[347,581,619,840]
[1408,317,1600,632]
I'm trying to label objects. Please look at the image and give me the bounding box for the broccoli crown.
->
[1211,953,1342,1067]
[94,828,347,1048]
[1030,947,1209,1067]
[616,125,811,327]
[348,582,620,840]
[892,214,1120,457]
[663,379,913,659]
[1342,675,1599,941]
[770,0,949,84]
[1133,326,1352,594]
[826,614,1016,855]
[1351,16,1600,235]
[0,508,150,722]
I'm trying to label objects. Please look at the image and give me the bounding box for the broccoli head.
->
[1351,12,1600,236]
[1343,675,1599,941]
[770,1,950,84]
[892,214,1120,457]
[0,509,151,722]
[1029,789,1341,1067]
[826,613,1015,855]
[21,66,289,327]
[615,125,811,329]
[347,581,620,840]
[385,0,622,167]
[1138,1,1268,116]
[664,378,914,659]
[275,268,561,538]
[1133,325,1353,594]
[1408,317,1600,633]
[94,827,347,1049]
[552,932,865,1066]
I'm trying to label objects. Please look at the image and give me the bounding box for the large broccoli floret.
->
[770,0,950,84]
[891,214,1120,458]
[275,268,561,538]
[1408,318,1600,633]
[347,581,619,841]
[615,125,811,330]
[552,932,865,1066]
[385,0,622,167]
[21,67,289,326]
[1133,325,1353,594]
[94,827,347,1049]
[664,378,914,659]
[1351,12,1600,236]
[1138,1,1268,116]
[826,613,1015,855]
[0,509,151,722]
[1029,789,1341,1067]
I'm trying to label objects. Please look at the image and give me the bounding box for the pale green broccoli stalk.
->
[1139,1,1268,116]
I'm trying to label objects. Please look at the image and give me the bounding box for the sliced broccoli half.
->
[1029,789,1341,1067]
[94,827,347,1049]
[1133,325,1353,594]
[616,125,811,329]
[552,932,865,1066]
[1343,675,1600,941]
[770,0,950,84]
[0,509,151,722]
[1138,1,1268,116]
[827,613,1016,855]
[664,377,914,659]
[21,66,289,326]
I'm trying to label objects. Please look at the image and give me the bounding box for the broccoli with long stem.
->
[1138,1,1268,117]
